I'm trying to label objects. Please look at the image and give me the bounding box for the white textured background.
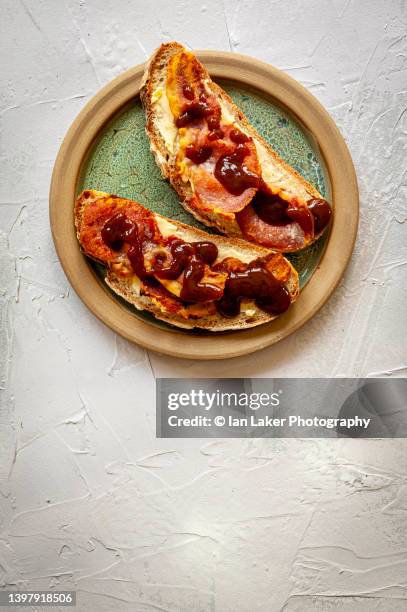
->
[1,1,407,610]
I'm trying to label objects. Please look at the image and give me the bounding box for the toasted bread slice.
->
[75,190,299,331]
[140,42,332,252]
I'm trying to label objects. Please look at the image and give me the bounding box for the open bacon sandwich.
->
[141,42,332,253]
[75,190,299,331]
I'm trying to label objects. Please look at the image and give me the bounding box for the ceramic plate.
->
[50,51,358,359]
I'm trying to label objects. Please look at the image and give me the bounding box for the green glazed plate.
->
[78,79,331,331]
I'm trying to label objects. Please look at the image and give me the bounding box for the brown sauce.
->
[153,240,218,280]
[182,84,195,100]
[101,212,135,251]
[217,262,291,317]
[101,212,148,279]
[252,190,290,226]
[251,186,333,236]
[214,144,260,195]
[185,145,213,164]
[230,129,250,144]
[286,206,314,234]
[181,254,223,302]
[308,198,332,233]
[192,241,218,265]
[176,91,221,132]
[252,189,314,234]
[153,240,193,279]
[176,101,211,127]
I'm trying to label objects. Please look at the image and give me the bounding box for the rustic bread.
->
[75,190,299,331]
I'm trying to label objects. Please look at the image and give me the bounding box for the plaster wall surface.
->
[1,1,407,610]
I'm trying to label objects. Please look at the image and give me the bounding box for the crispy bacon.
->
[213,253,292,284]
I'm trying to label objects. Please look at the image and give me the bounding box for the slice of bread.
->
[75,190,299,332]
[140,42,330,252]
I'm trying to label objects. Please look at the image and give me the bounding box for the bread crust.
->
[140,42,327,251]
[75,190,299,332]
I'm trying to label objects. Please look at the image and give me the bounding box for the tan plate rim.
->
[49,50,359,361]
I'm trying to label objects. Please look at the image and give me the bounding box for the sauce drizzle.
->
[100,213,291,316]
[308,198,332,233]
[214,144,260,196]
[185,145,213,164]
